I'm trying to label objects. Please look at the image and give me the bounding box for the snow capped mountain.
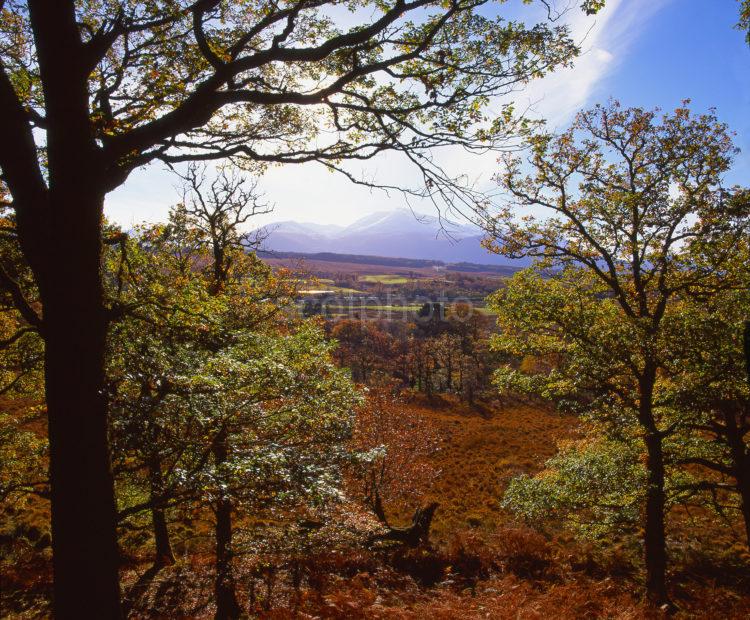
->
[257,209,522,266]
[270,221,346,236]
[338,209,476,238]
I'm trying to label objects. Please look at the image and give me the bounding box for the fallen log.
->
[369,502,439,548]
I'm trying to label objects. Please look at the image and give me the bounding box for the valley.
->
[259,250,513,319]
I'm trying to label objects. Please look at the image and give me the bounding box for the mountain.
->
[256,209,525,266]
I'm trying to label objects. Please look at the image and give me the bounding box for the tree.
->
[175,162,270,289]
[349,386,442,545]
[331,319,395,384]
[0,1,601,614]
[660,287,750,549]
[171,165,273,618]
[106,210,358,618]
[483,101,750,604]
[504,436,646,542]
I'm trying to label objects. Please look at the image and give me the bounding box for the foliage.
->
[0,0,603,202]
[503,436,645,541]
[0,221,46,521]
[483,100,750,600]
[0,406,46,504]
[348,387,442,525]
[0,3,605,610]
[105,209,360,543]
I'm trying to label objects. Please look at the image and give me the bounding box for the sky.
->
[104,0,750,229]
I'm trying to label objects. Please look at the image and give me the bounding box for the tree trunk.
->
[213,427,240,620]
[20,4,123,617]
[643,429,669,605]
[148,462,175,567]
[638,367,669,607]
[369,502,439,547]
[42,192,122,618]
[722,407,750,550]
[738,474,750,551]
[368,480,389,526]
[740,322,750,549]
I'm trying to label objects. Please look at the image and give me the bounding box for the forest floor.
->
[384,393,578,540]
[291,396,750,620]
[3,396,750,618]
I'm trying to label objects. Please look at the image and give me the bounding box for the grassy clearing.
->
[359,274,411,285]
[382,394,577,538]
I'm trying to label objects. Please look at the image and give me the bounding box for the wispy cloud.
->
[520,0,673,128]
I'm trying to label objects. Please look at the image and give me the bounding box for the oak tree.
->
[484,101,750,604]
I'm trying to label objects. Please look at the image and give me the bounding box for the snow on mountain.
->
[256,209,523,266]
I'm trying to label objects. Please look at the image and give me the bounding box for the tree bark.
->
[643,429,669,605]
[369,502,439,548]
[639,368,669,607]
[213,427,240,620]
[722,408,750,550]
[148,462,175,568]
[738,473,750,551]
[42,189,122,618]
[740,322,750,549]
[18,3,123,617]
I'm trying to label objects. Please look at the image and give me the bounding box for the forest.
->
[1,1,750,618]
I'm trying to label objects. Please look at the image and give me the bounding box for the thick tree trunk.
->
[738,474,750,551]
[43,191,122,619]
[148,462,175,567]
[722,408,750,551]
[213,427,240,620]
[21,3,123,617]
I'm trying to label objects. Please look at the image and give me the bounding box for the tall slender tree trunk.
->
[739,322,750,549]
[638,369,669,606]
[148,461,175,567]
[643,430,668,605]
[213,426,240,620]
[206,242,241,619]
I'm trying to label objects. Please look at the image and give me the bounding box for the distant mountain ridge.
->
[256,209,527,266]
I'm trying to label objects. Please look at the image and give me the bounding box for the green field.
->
[359,274,411,284]
[297,278,363,295]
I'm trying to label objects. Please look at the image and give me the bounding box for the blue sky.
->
[104,0,750,228]
[594,0,750,185]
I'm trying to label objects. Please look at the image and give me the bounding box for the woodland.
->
[2,1,750,618]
